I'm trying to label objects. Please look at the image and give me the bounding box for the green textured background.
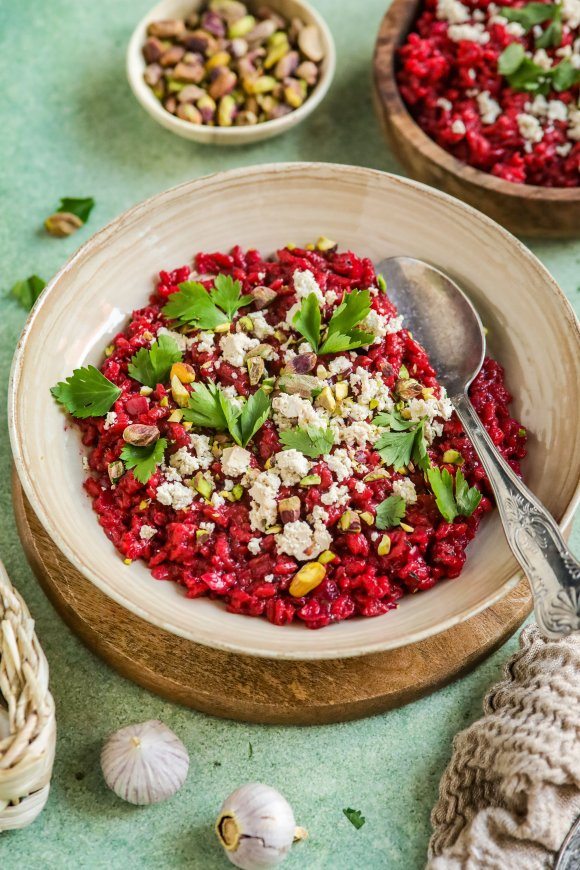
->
[0,1,578,868]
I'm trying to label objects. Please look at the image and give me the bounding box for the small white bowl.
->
[126,0,336,144]
[9,163,580,660]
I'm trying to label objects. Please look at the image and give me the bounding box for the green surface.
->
[0,0,578,868]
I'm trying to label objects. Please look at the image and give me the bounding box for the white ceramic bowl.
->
[126,0,336,144]
[10,163,580,660]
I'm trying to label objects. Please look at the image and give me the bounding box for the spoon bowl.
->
[376,256,580,640]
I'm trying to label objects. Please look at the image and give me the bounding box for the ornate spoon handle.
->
[454,392,580,639]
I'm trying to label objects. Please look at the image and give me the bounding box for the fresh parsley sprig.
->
[162,274,253,330]
[500,3,558,33]
[9,275,46,311]
[374,419,430,471]
[427,467,482,523]
[182,382,271,448]
[498,42,580,93]
[280,425,335,458]
[375,494,406,529]
[51,366,121,418]
[58,197,95,223]
[128,334,183,388]
[121,438,167,484]
[292,289,375,355]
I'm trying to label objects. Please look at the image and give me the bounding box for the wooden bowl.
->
[9,163,580,660]
[373,0,580,238]
[126,0,335,145]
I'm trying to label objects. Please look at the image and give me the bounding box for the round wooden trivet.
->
[13,477,532,725]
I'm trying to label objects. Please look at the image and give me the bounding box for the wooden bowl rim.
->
[374,0,580,204]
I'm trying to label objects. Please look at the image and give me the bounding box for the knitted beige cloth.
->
[428,625,580,869]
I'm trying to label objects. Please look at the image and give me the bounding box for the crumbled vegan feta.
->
[360,309,389,344]
[451,118,467,136]
[517,113,544,144]
[248,470,281,532]
[195,331,216,354]
[320,483,350,507]
[392,478,418,505]
[323,448,353,482]
[247,537,262,555]
[436,97,453,111]
[274,449,311,485]
[157,326,188,352]
[221,445,252,477]
[220,332,259,367]
[139,525,157,540]
[250,312,275,339]
[436,0,470,24]
[448,23,490,44]
[155,480,194,511]
[562,0,580,28]
[328,356,352,376]
[275,519,331,561]
[104,411,117,430]
[337,421,381,448]
[476,91,501,125]
[272,393,329,431]
[293,269,325,303]
[170,446,200,477]
[568,104,580,141]
[189,434,213,469]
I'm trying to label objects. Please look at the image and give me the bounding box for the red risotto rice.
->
[55,243,527,629]
[397,0,580,186]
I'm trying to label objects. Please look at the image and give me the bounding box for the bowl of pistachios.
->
[127,0,335,144]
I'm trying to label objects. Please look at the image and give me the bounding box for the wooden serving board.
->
[13,477,532,725]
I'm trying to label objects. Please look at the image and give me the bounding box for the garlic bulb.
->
[101,719,189,805]
[216,783,307,869]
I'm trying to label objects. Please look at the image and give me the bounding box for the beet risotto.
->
[397,0,580,186]
[51,241,527,629]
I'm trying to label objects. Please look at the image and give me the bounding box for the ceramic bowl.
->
[10,163,580,660]
[373,0,580,239]
[126,0,335,145]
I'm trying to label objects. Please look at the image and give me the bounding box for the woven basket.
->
[0,560,55,831]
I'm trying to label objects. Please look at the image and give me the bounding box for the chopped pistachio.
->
[317,550,336,565]
[193,472,213,500]
[442,449,464,465]
[377,535,391,556]
[299,474,321,487]
[400,522,414,533]
[289,561,326,597]
[359,511,374,526]
[334,382,348,401]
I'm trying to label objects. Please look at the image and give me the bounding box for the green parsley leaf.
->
[280,425,335,458]
[248,742,253,759]
[454,469,483,516]
[412,420,430,471]
[121,438,167,484]
[377,274,387,293]
[210,274,253,320]
[58,197,95,223]
[9,275,46,310]
[51,366,121,418]
[427,467,458,523]
[500,3,558,32]
[183,383,270,447]
[427,467,482,523]
[292,292,321,352]
[319,289,375,354]
[498,42,526,75]
[162,281,230,330]
[182,381,229,430]
[535,6,562,48]
[375,429,416,469]
[128,334,183,388]
[343,808,366,830]
[373,410,415,431]
[551,57,580,91]
[375,494,406,529]
[235,388,271,448]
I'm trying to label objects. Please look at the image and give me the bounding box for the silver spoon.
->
[376,256,580,639]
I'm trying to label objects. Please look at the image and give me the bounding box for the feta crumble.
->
[220,332,259,367]
[275,519,331,561]
[274,449,311,485]
[248,470,281,532]
[392,478,418,505]
[139,525,157,540]
[156,480,194,511]
[293,269,325,303]
[221,445,252,477]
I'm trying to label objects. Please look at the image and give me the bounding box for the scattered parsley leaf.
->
[500,3,558,32]
[248,742,253,759]
[58,197,95,223]
[210,274,253,320]
[163,281,229,330]
[551,57,580,90]
[182,381,229,430]
[373,410,415,431]
[292,292,321,352]
[427,467,482,523]
[128,334,183,388]
[454,469,483,516]
[9,275,46,310]
[235,388,271,448]
[51,366,121,418]
[375,429,416,469]
[412,420,430,471]
[183,383,270,447]
[280,425,335,458]
[121,438,167,484]
[498,42,526,76]
[427,467,458,523]
[319,289,374,354]
[343,808,365,830]
[535,7,562,48]
[375,494,406,529]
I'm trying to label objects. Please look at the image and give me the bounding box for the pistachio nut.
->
[107,460,124,484]
[173,59,205,83]
[142,37,165,64]
[289,562,326,597]
[282,352,317,375]
[245,342,272,359]
[176,103,203,123]
[296,60,318,85]
[209,0,247,23]
[395,378,423,399]
[377,535,391,556]
[45,212,83,237]
[338,510,362,533]
[171,362,196,384]
[315,386,336,412]
[247,355,265,385]
[193,472,213,499]
[442,449,464,465]
[277,373,320,397]
[278,496,301,524]
[299,474,321,487]
[317,550,336,565]
[228,14,256,38]
[274,50,299,79]
[235,109,258,125]
[209,67,238,100]
[147,19,186,40]
[245,19,277,45]
[298,24,324,62]
[250,285,277,308]
[334,382,349,401]
[159,44,185,67]
[144,63,163,87]
[122,424,160,447]
[283,77,304,109]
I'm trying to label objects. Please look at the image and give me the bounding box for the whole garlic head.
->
[101,719,189,805]
[216,783,307,869]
